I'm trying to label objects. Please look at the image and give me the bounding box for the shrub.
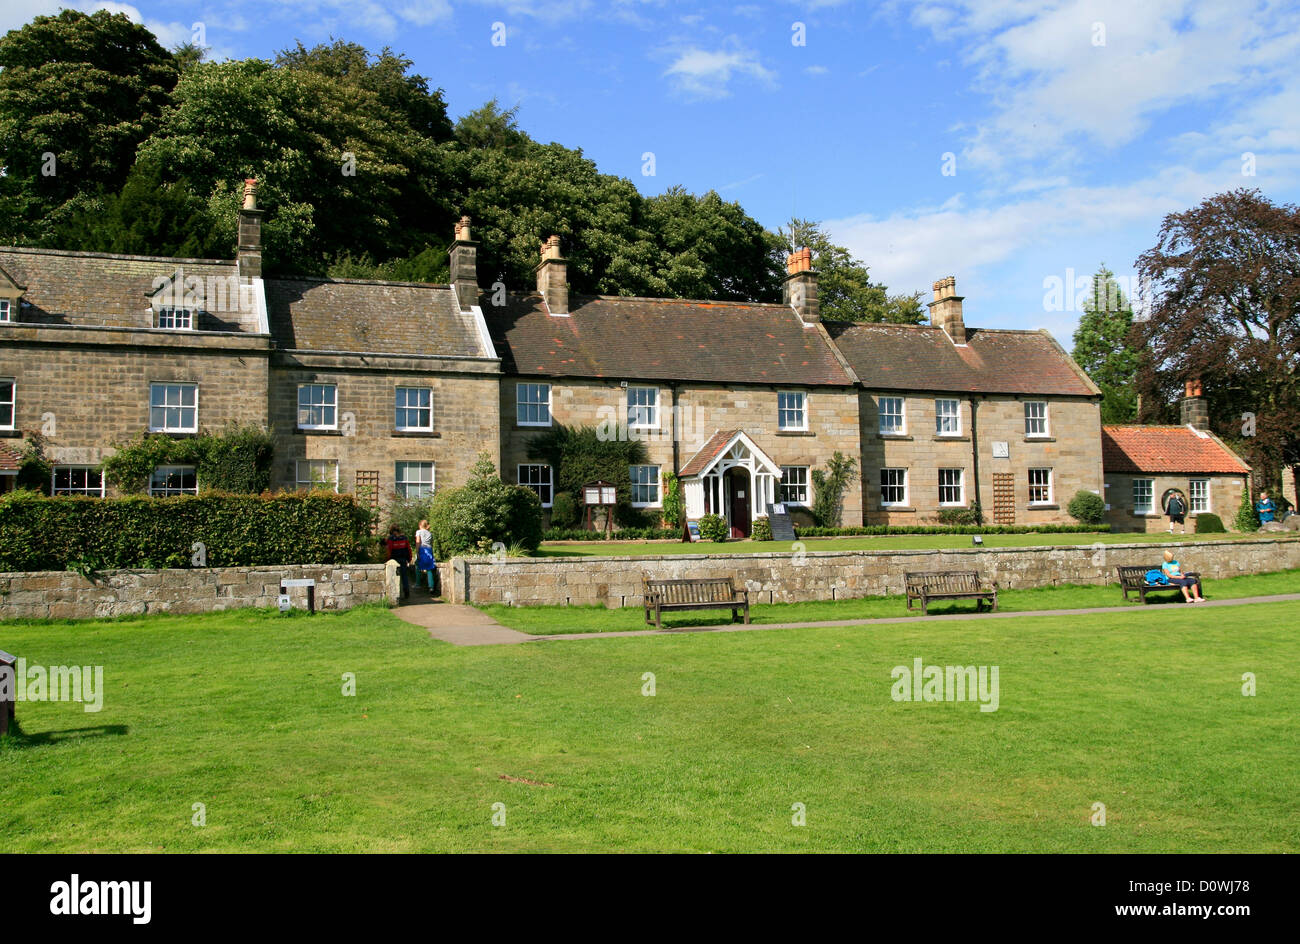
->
[936,503,983,526]
[1235,487,1259,532]
[0,490,373,572]
[793,523,1110,537]
[384,494,438,546]
[101,424,274,494]
[661,471,684,529]
[525,424,649,519]
[427,453,543,558]
[810,452,858,527]
[750,516,773,541]
[1194,512,1226,533]
[1067,490,1107,525]
[15,432,53,494]
[549,491,579,528]
[698,513,728,542]
[541,527,677,541]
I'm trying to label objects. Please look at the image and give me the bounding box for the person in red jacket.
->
[385,525,412,601]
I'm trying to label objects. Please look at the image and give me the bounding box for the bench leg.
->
[990,594,998,613]
[921,596,929,616]
[655,605,663,630]
[742,602,750,625]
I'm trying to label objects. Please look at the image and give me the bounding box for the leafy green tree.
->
[0,10,179,244]
[778,218,924,323]
[810,452,858,526]
[1071,265,1140,423]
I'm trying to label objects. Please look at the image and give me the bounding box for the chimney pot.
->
[1180,377,1210,430]
[782,246,819,323]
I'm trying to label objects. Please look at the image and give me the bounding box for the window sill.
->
[933,435,970,442]
[877,433,912,441]
[1024,436,1055,443]
[514,423,553,431]
[1028,503,1060,510]
[776,429,814,436]
[149,430,198,438]
[392,430,441,438]
[0,429,21,438]
[631,504,663,510]
[294,428,342,436]
[879,505,915,512]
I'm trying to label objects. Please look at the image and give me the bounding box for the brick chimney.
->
[928,275,966,344]
[535,235,568,315]
[782,247,819,323]
[237,178,263,280]
[1180,378,1209,431]
[448,215,479,311]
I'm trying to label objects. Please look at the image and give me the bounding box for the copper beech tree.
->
[1135,189,1300,492]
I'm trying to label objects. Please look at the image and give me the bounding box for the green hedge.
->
[543,527,678,542]
[1194,513,1226,533]
[794,523,1112,537]
[0,491,373,572]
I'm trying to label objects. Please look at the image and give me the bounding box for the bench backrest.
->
[644,577,737,604]
[905,571,983,593]
[1116,565,1159,587]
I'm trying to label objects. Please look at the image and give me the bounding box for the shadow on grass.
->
[0,720,129,749]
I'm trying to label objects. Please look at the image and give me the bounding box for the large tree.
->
[0,10,179,243]
[777,218,924,323]
[1135,189,1300,490]
[1072,265,1140,423]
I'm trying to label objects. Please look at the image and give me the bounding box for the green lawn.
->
[480,567,1300,635]
[2,601,1297,852]
[538,530,1286,556]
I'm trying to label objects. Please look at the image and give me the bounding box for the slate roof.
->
[0,441,21,472]
[484,293,855,386]
[680,429,743,477]
[1102,425,1251,475]
[0,247,258,332]
[824,322,1099,397]
[266,278,490,358]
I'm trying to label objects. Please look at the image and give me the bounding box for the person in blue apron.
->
[414,518,438,595]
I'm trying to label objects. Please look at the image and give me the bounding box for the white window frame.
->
[0,299,12,322]
[880,468,908,507]
[777,390,808,432]
[52,466,105,497]
[517,383,552,427]
[938,468,965,506]
[149,465,197,497]
[297,383,338,431]
[626,386,659,430]
[629,464,661,507]
[154,306,194,330]
[149,382,198,433]
[395,386,433,432]
[780,465,810,505]
[517,463,553,507]
[296,459,340,493]
[395,461,435,499]
[1024,401,1050,438]
[0,377,14,430]
[1133,478,1154,515]
[935,399,961,436]
[1028,467,1053,505]
[879,396,906,435]
[1189,478,1210,514]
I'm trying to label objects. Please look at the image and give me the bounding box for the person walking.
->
[414,518,437,595]
[1163,490,1187,534]
[385,524,412,602]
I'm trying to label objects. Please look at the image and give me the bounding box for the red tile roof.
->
[485,294,855,386]
[825,322,1099,397]
[1102,425,1251,475]
[680,429,743,477]
[0,441,22,472]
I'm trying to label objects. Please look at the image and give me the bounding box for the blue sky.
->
[6,0,1299,345]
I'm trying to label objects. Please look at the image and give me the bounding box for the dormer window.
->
[155,306,194,330]
[0,299,11,322]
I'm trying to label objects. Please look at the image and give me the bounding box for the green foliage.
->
[1235,487,1260,533]
[100,425,274,494]
[1066,489,1107,525]
[698,513,728,543]
[935,504,984,526]
[549,491,579,528]
[793,523,1112,537]
[0,491,372,571]
[427,453,542,558]
[810,452,859,527]
[15,433,53,494]
[1071,265,1140,423]
[660,471,685,530]
[383,495,438,547]
[779,218,924,323]
[542,527,677,541]
[524,424,649,526]
[1194,513,1226,533]
[751,516,773,541]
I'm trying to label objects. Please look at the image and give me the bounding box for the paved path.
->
[396,592,1300,647]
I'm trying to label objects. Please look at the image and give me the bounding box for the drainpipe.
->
[670,383,680,475]
[969,395,983,515]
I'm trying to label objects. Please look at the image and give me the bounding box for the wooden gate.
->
[992,472,1016,524]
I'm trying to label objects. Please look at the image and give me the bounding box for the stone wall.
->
[449,537,1300,608]
[0,564,397,620]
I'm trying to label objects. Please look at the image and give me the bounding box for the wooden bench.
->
[0,649,16,737]
[643,577,749,629]
[905,571,998,615]
[1116,565,1202,604]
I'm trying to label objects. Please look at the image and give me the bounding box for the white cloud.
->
[663,42,775,99]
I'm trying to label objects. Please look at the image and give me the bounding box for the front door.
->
[726,469,751,539]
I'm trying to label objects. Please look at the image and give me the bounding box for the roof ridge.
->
[270,275,454,290]
[582,293,787,308]
[0,246,234,266]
